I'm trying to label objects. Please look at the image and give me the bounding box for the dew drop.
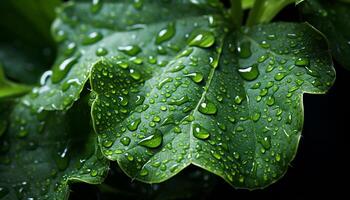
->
[185,72,203,83]
[237,40,252,59]
[127,118,141,131]
[51,56,78,83]
[96,47,108,56]
[168,96,189,106]
[140,168,149,176]
[198,101,217,115]
[120,137,131,146]
[295,57,309,67]
[193,124,210,140]
[118,45,142,56]
[138,130,163,148]
[238,64,259,81]
[156,22,176,44]
[260,136,271,150]
[188,30,215,48]
[274,72,286,81]
[82,32,103,45]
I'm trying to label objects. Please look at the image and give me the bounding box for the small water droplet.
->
[188,30,215,48]
[138,129,163,148]
[168,96,189,106]
[118,45,141,56]
[90,169,98,177]
[274,72,286,81]
[198,100,217,115]
[96,47,108,56]
[266,96,275,106]
[129,69,141,80]
[156,22,176,44]
[252,112,261,122]
[140,168,149,176]
[193,124,210,140]
[157,77,173,89]
[133,0,144,9]
[238,64,259,81]
[260,136,271,150]
[170,64,185,73]
[55,147,70,171]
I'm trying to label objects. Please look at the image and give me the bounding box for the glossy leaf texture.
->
[0,0,59,84]
[300,0,350,70]
[90,12,335,189]
[26,0,224,111]
[0,98,109,199]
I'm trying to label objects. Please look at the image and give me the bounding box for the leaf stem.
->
[230,0,243,28]
[246,0,297,26]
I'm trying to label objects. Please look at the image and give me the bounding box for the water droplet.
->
[185,72,203,83]
[157,77,173,89]
[193,124,210,140]
[51,57,78,83]
[275,154,281,162]
[40,70,52,86]
[238,64,259,81]
[120,137,131,146]
[295,57,309,67]
[96,47,108,56]
[198,101,217,115]
[258,55,268,63]
[260,136,271,150]
[156,22,176,44]
[90,169,98,177]
[138,130,163,148]
[168,96,189,106]
[133,0,144,9]
[103,140,113,148]
[161,114,175,126]
[237,40,251,58]
[252,112,261,122]
[118,45,141,56]
[266,96,275,106]
[170,64,185,73]
[55,147,70,171]
[188,30,215,48]
[127,118,141,131]
[129,69,141,80]
[178,48,193,58]
[233,151,240,159]
[64,42,77,56]
[140,168,149,176]
[82,32,103,45]
[91,0,102,13]
[234,95,244,105]
[274,72,286,81]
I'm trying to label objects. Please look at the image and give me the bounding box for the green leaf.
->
[26,0,224,111]
[0,0,59,84]
[0,65,32,100]
[300,0,350,70]
[0,98,109,199]
[90,19,335,189]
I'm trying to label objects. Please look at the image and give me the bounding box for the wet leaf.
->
[0,98,109,199]
[90,16,335,190]
[300,0,350,70]
[0,66,31,101]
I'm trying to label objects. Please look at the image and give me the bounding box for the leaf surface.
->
[0,98,109,199]
[300,0,350,70]
[90,17,335,189]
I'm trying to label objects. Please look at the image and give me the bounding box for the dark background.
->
[69,3,346,199]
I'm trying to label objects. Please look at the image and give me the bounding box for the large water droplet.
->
[185,72,203,83]
[82,32,103,45]
[237,40,251,58]
[51,57,78,83]
[91,0,103,13]
[238,64,259,81]
[156,22,175,44]
[118,45,142,56]
[295,57,309,67]
[120,137,131,146]
[188,30,215,48]
[127,118,141,131]
[138,129,163,148]
[193,124,210,140]
[198,100,217,115]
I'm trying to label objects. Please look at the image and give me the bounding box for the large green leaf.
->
[0,0,59,84]
[0,98,109,199]
[300,0,350,70]
[26,0,223,111]
[90,13,335,189]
